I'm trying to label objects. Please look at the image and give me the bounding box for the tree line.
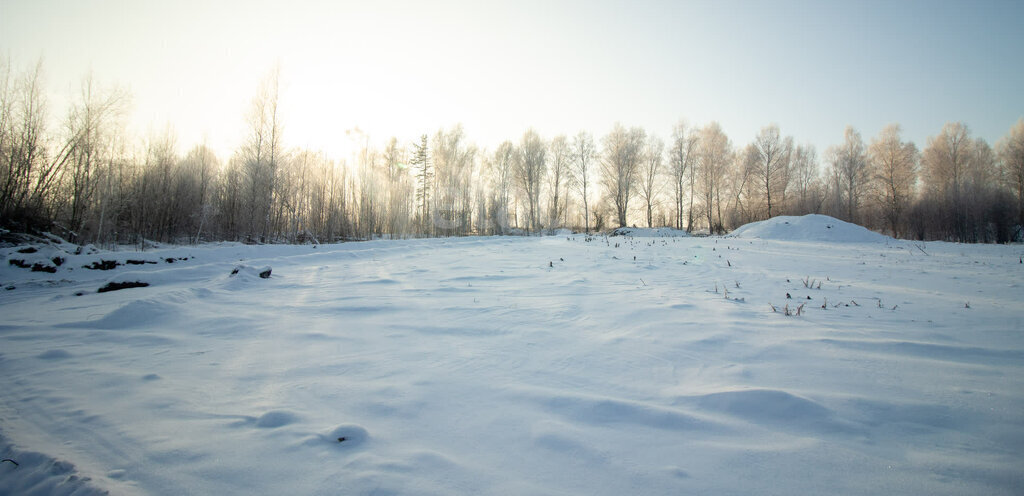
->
[2,61,1023,246]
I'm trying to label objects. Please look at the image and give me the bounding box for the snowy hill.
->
[727,214,893,243]
[1,234,1023,495]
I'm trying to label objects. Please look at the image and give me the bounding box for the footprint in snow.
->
[37,349,72,360]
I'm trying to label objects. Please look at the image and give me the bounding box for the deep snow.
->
[1,219,1023,495]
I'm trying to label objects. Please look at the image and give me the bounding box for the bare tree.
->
[135,126,179,243]
[431,124,475,235]
[668,121,698,231]
[600,123,645,228]
[410,134,431,235]
[638,135,664,227]
[547,135,569,229]
[355,136,382,239]
[868,124,918,237]
[996,119,1024,231]
[790,144,821,215]
[749,124,794,218]
[729,145,760,226]
[569,131,596,233]
[381,137,413,237]
[240,68,283,242]
[488,141,516,233]
[696,122,732,233]
[826,126,869,223]
[59,74,128,242]
[515,129,546,233]
[921,122,973,240]
[0,58,49,228]
[178,144,218,243]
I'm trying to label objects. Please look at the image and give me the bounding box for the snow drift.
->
[727,214,893,243]
[1,232,1022,495]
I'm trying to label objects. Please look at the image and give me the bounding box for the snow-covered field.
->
[2,216,1023,495]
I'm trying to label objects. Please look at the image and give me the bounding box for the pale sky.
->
[1,0,1022,163]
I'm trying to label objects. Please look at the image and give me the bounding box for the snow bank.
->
[610,227,690,237]
[1,235,1022,495]
[727,214,892,243]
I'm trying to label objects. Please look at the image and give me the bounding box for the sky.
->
[1,0,1022,163]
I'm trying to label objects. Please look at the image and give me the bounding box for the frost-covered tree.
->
[547,135,569,229]
[826,126,869,223]
[749,124,793,218]
[569,131,597,233]
[240,68,283,242]
[790,144,822,215]
[515,129,546,233]
[60,75,128,243]
[489,141,516,233]
[668,121,698,231]
[431,125,475,236]
[868,124,918,237]
[696,122,731,233]
[996,119,1024,230]
[0,58,51,229]
[410,134,431,235]
[600,123,645,228]
[381,137,413,237]
[638,135,664,227]
[921,122,973,240]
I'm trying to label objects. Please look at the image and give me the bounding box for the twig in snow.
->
[1,458,17,467]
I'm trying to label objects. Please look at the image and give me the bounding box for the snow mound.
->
[0,436,113,496]
[727,214,891,243]
[610,227,689,238]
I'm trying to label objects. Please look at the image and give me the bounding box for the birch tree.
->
[668,121,698,231]
[826,126,869,223]
[547,135,569,229]
[638,135,664,227]
[489,141,516,233]
[569,131,596,233]
[696,122,731,233]
[996,119,1024,231]
[515,129,546,233]
[921,122,973,240]
[749,124,793,218]
[868,124,918,237]
[600,123,645,228]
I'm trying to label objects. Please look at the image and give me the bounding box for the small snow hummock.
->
[230,265,272,279]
